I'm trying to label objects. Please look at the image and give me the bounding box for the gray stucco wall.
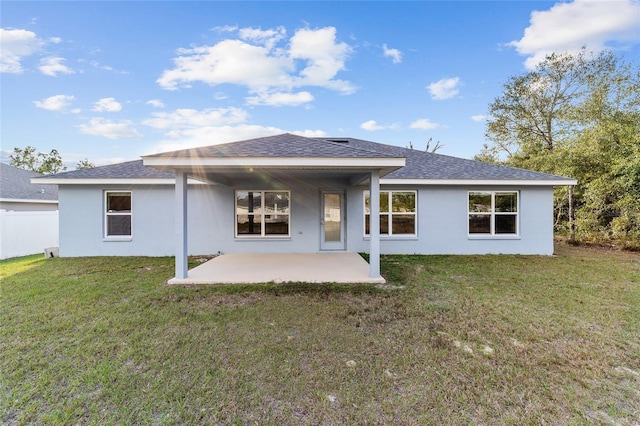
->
[58,182,555,257]
[59,177,337,257]
[347,185,554,255]
[59,185,175,257]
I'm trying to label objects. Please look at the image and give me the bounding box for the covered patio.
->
[142,134,406,285]
[166,252,385,285]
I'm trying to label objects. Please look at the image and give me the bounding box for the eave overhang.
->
[381,178,578,186]
[142,156,406,177]
[30,178,208,185]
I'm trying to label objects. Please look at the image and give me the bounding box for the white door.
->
[321,192,345,250]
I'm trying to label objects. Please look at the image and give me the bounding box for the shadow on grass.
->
[167,281,398,297]
[2,254,409,300]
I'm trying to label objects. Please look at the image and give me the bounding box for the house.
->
[34,134,576,282]
[1,163,59,259]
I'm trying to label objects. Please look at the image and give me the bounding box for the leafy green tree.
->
[9,146,67,175]
[8,146,38,172]
[76,158,95,170]
[562,111,640,243]
[478,49,640,247]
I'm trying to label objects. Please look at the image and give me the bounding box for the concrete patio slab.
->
[166,252,385,285]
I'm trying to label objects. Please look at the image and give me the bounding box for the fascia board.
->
[142,156,406,168]
[380,178,578,186]
[30,178,208,185]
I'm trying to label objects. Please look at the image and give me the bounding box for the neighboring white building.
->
[34,134,576,281]
[0,163,59,259]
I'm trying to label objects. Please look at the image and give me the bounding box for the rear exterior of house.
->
[55,179,555,257]
[38,134,575,263]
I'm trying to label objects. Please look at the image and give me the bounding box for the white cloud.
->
[0,28,43,73]
[211,25,239,33]
[246,90,313,106]
[239,26,286,49]
[214,92,228,101]
[361,120,384,131]
[142,106,328,153]
[157,26,354,103]
[427,77,461,100]
[93,97,122,112]
[33,94,76,112]
[289,27,354,93]
[410,118,440,130]
[150,125,326,153]
[382,44,402,64]
[142,107,248,131]
[78,118,143,139]
[146,99,165,108]
[292,129,327,138]
[89,60,128,74]
[510,0,640,69]
[90,60,113,71]
[471,114,489,122]
[158,39,293,90]
[38,56,74,77]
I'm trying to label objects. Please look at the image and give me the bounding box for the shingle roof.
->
[144,133,394,159]
[0,163,58,201]
[39,134,575,183]
[38,160,175,180]
[319,137,572,181]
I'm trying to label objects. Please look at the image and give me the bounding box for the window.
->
[364,190,416,236]
[236,191,290,237]
[105,191,131,238]
[468,191,518,235]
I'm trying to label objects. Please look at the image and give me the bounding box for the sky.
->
[1,0,639,168]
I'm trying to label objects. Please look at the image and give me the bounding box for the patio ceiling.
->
[143,154,406,187]
[143,156,405,179]
[187,168,384,187]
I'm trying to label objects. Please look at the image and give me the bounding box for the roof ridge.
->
[319,137,407,158]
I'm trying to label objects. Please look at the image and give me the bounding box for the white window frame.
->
[104,190,132,239]
[235,190,291,238]
[468,191,519,236]
[364,190,417,237]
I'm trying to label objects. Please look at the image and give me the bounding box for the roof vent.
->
[327,139,349,143]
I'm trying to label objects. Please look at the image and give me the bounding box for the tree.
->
[76,159,95,170]
[425,137,443,153]
[477,49,640,247]
[480,49,626,164]
[407,138,444,153]
[9,146,67,174]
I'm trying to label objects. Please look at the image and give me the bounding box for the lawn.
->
[1,243,639,425]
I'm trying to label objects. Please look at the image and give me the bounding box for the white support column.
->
[369,170,381,278]
[175,170,188,279]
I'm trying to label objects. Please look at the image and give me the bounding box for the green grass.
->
[1,243,639,425]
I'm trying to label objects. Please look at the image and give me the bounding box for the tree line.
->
[8,146,94,174]
[476,48,639,249]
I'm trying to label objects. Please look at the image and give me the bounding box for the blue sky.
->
[2,1,639,168]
